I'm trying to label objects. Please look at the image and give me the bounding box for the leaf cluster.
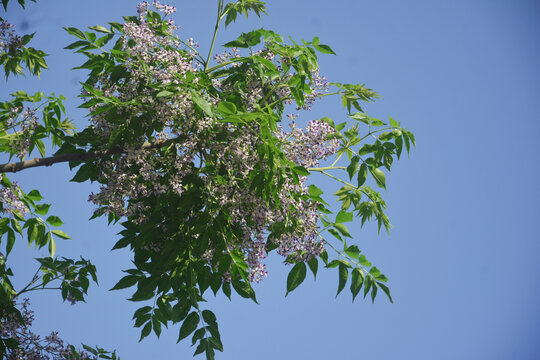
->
[0,90,73,160]
[0,1,416,359]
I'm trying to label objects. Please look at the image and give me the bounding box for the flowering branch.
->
[0,137,184,173]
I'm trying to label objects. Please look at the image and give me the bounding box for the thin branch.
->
[204,0,224,72]
[0,137,184,173]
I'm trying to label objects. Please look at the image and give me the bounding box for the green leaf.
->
[347,156,360,180]
[132,306,152,320]
[134,314,151,328]
[36,140,46,157]
[344,245,360,259]
[232,279,258,303]
[312,37,336,55]
[358,255,372,267]
[371,282,378,303]
[377,282,394,304]
[48,236,55,258]
[326,260,339,269]
[327,228,343,242]
[46,216,63,227]
[88,25,112,34]
[358,163,368,187]
[139,321,152,342]
[389,116,400,128]
[51,230,71,239]
[370,119,386,127]
[225,7,238,26]
[363,275,372,299]
[190,90,213,117]
[10,219,22,235]
[70,163,93,183]
[370,167,386,189]
[177,312,199,343]
[110,275,138,290]
[202,310,217,325]
[395,136,403,159]
[349,112,370,125]
[34,203,51,215]
[64,40,89,50]
[336,262,349,297]
[307,257,318,279]
[350,268,364,301]
[286,262,307,296]
[308,184,327,204]
[27,223,38,245]
[369,266,382,278]
[319,250,328,265]
[63,27,86,40]
[6,228,15,256]
[82,344,98,355]
[171,301,190,323]
[152,316,162,337]
[308,184,323,198]
[222,282,231,300]
[156,90,174,97]
[216,101,237,116]
[333,223,351,238]
[335,210,353,224]
[402,133,411,155]
[406,130,416,146]
[293,165,310,176]
[27,189,43,201]
[192,328,205,346]
[223,39,247,48]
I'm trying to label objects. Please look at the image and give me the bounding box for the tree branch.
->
[0,137,182,173]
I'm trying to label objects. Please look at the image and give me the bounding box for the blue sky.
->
[2,0,540,359]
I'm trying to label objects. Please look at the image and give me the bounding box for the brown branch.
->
[0,138,182,173]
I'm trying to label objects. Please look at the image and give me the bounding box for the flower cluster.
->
[85,2,340,283]
[299,70,329,111]
[277,120,339,168]
[87,4,205,223]
[0,181,29,217]
[3,106,39,159]
[202,117,338,281]
[0,20,22,56]
[0,299,96,360]
[137,1,177,18]
[213,48,240,64]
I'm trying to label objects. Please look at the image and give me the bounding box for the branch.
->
[0,137,182,173]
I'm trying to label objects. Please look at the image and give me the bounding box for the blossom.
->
[0,299,97,359]
[85,2,340,283]
[0,181,29,217]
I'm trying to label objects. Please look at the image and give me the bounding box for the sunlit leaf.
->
[286,262,306,296]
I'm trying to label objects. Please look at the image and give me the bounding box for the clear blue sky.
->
[2,0,540,359]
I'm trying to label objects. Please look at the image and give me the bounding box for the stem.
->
[320,170,377,202]
[204,0,225,72]
[320,170,354,188]
[261,83,288,107]
[323,238,370,276]
[19,286,61,294]
[318,91,341,98]
[205,59,236,74]
[331,151,344,167]
[308,166,346,171]
[266,96,294,109]
[0,136,186,173]
[16,266,42,297]
[357,127,393,143]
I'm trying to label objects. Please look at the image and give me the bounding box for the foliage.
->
[0,0,414,359]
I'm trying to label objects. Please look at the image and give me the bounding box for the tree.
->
[0,0,415,358]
